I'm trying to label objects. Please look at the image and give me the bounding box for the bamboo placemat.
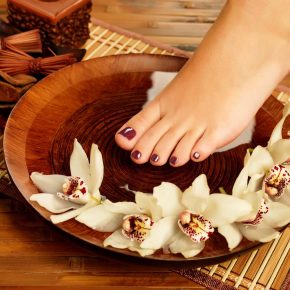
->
[0,17,289,290]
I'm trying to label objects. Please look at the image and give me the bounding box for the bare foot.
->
[115,0,290,167]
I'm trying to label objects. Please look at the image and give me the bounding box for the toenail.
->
[169,156,178,166]
[193,152,200,160]
[118,127,136,140]
[150,154,159,163]
[131,150,142,160]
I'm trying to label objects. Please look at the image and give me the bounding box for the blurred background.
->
[0,0,226,51]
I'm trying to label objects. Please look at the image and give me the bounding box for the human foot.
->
[115,0,290,167]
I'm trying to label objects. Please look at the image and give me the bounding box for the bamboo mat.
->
[0,17,289,290]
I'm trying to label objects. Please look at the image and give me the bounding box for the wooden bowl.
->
[3,54,288,267]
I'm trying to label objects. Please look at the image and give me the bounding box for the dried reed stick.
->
[0,49,76,75]
[0,40,29,56]
[1,29,42,53]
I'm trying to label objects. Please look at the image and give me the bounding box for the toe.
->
[190,129,220,162]
[169,128,205,167]
[149,125,188,166]
[115,100,160,151]
[130,118,171,164]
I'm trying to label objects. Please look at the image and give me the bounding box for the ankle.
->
[228,0,290,40]
[225,0,290,73]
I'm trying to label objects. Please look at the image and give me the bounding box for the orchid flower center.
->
[62,176,88,197]
[122,214,153,242]
[264,164,290,198]
[178,210,214,243]
[243,199,269,226]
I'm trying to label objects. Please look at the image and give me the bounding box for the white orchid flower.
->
[233,104,290,201]
[77,174,251,258]
[30,139,104,224]
[231,157,290,244]
[145,175,252,257]
[227,104,290,244]
[76,190,162,256]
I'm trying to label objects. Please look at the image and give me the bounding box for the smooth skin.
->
[115,0,290,167]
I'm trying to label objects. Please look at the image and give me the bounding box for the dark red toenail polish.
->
[193,152,200,160]
[169,156,178,166]
[151,154,159,162]
[131,150,141,160]
[118,127,136,140]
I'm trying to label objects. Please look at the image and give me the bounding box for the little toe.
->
[190,130,220,162]
[169,128,205,167]
[115,100,160,151]
[130,118,171,164]
[149,126,188,166]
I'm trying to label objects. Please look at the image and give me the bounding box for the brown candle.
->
[7,0,92,48]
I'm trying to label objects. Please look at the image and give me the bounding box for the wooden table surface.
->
[0,194,206,289]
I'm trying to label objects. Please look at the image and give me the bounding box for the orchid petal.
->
[268,139,290,164]
[135,191,163,221]
[233,146,274,195]
[169,233,205,258]
[278,188,290,206]
[232,166,249,197]
[182,174,209,213]
[103,229,155,257]
[30,193,79,213]
[140,216,179,250]
[30,172,66,194]
[90,143,103,200]
[247,174,264,193]
[238,191,265,222]
[128,246,155,257]
[76,204,123,231]
[268,104,290,147]
[238,223,280,242]
[70,139,91,191]
[246,146,274,176]
[263,201,290,228]
[232,147,271,196]
[153,182,185,217]
[103,200,141,215]
[104,229,135,248]
[57,190,90,205]
[244,149,251,166]
[218,224,243,251]
[50,200,97,224]
[203,194,252,227]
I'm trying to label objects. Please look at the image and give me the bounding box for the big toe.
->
[115,100,160,151]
